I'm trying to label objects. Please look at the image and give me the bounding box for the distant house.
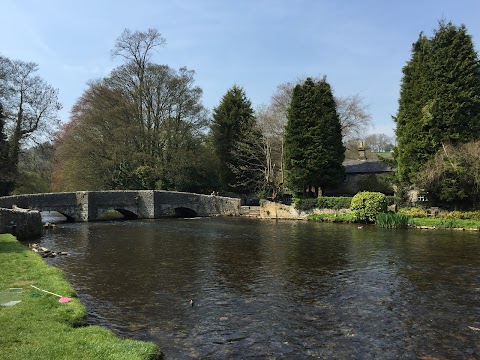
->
[332,142,396,196]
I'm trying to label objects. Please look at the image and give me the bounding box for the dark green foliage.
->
[350,191,387,222]
[317,196,352,209]
[284,77,345,196]
[356,174,394,195]
[395,21,480,184]
[292,197,318,211]
[293,196,352,210]
[211,85,261,192]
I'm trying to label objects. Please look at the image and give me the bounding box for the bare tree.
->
[365,133,394,152]
[111,29,168,153]
[111,28,166,71]
[255,104,285,197]
[335,94,372,141]
[0,56,60,186]
[55,29,211,192]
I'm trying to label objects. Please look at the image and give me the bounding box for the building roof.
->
[343,159,395,174]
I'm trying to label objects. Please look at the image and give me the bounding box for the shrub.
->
[317,196,352,209]
[386,196,395,206]
[376,212,411,228]
[350,191,387,223]
[442,210,463,219]
[397,207,427,218]
[293,198,318,211]
[442,210,480,220]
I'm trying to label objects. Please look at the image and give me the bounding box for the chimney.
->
[358,141,367,160]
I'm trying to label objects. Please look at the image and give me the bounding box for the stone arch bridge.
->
[0,190,241,222]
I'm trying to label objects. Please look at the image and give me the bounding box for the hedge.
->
[317,196,352,209]
[293,198,318,211]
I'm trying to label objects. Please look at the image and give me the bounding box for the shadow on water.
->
[40,218,480,359]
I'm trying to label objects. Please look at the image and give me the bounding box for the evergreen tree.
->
[284,77,345,196]
[395,21,480,183]
[211,85,260,192]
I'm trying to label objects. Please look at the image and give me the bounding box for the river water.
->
[39,217,480,359]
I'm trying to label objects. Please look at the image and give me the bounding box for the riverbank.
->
[307,213,480,230]
[0,234,161,360]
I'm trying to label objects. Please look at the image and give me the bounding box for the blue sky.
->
[2,0,480,138]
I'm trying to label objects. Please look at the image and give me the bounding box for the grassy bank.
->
[409,217,480,230]
[0,234,161,360]
[307,212,480,230]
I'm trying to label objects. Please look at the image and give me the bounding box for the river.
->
[38,217,480,359]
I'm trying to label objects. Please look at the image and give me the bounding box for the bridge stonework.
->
[0,191,240,222]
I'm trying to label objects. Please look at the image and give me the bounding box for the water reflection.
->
[40,218,480,359]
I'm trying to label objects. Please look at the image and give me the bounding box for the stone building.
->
[333,142,395,196]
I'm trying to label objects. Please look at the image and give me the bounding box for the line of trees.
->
[50,29,371,198]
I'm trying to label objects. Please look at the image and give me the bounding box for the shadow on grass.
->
[0,236,26,254]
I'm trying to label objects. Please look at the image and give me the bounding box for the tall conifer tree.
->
[395,21,480,183]
[211,85,259,192]
[284,77,344,196]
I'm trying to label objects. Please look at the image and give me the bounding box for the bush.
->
[293,198,318,211]
[350,191,387,223]
[442,210,480,220]
[317,196,352,209]
[397,207,427,218]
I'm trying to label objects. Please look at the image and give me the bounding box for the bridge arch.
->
[114,208,139,220]
[173,207,198,218]
[96,208,139,221]
[41,210,74,223]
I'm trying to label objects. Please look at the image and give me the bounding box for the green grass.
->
[307,213,355,222]
[307,211,480,230]
[0,234,161,360]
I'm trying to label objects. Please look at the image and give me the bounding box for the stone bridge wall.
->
[0,192,86,221]
[0,190,240,223]
[153,191,240,217]
[0,207,42,240]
